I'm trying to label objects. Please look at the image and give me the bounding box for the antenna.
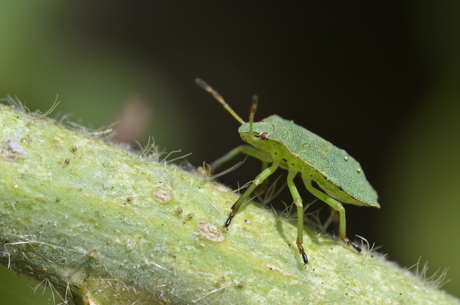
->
[249,95,258,132]
[195,78,245,125]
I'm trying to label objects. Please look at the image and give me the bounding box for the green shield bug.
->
[195,78,380,264]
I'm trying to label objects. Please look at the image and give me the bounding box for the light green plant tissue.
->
[0,101,458,304]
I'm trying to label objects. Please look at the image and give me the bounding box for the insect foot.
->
[345,239,362,252]
[297,242,309,264]
[225,212,235,227]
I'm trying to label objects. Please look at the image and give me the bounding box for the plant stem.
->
[0,103,458,304]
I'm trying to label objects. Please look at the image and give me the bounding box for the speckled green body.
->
[239,115,379,208]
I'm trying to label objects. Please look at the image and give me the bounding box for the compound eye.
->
[260,132,269,140]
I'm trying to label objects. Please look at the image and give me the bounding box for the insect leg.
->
[302,177,361,252]
[225,160,280,227]
[209,145,272,173]
[286,170,308,264]
[254,161,270,197]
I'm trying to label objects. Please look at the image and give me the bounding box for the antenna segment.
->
[195,78,245,125]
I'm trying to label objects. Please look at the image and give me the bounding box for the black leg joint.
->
[225,212,235,227]
[298,246,308,264]
[350,241,362,252]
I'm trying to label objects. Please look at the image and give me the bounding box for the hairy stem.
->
[0,103,458,304]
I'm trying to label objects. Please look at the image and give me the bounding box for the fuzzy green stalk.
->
[0,101,458,304]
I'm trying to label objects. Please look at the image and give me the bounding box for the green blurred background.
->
[1,1,459,303]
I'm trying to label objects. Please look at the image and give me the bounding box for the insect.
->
[195,78,380,264]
